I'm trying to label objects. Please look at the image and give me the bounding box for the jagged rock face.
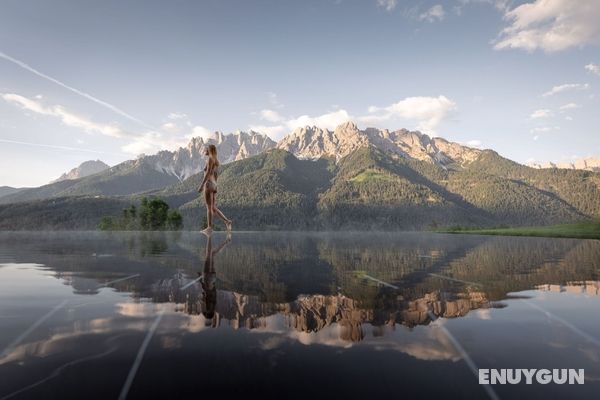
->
[277,121,482,166]
[529,157,600,172]
[142,130,276,181]
[150,272,492,342]
[52,160,109,183]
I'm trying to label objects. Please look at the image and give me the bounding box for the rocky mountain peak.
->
[145,130,276,181]
[277,121,482,167]
[51,160,110,183]
[528,156,600,172]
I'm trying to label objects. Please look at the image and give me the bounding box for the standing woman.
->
[198,144,232,234]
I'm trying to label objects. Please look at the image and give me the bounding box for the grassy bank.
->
[438,221,600,240]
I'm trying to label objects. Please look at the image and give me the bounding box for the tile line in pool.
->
[118,309,165,400]
[427,310,500,400]
[180,276,202,291]
[523,300,600,348]
[99,274,140,287]
[0,300,68,359]
[427,273,483,287]
[0,334,125,400]
[361,274,399,289]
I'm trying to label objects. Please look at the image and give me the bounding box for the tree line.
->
[99,197,183,231]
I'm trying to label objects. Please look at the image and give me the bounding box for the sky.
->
[1,0,599,187]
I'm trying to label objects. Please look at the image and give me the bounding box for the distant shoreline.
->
[1,226,599,240]
[438,221,600,240]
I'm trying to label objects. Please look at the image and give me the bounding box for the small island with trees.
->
[99,197,183,231]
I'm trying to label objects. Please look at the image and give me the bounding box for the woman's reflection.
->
[200,232,231,326]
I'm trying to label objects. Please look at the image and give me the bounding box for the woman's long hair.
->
[207,144,219,166]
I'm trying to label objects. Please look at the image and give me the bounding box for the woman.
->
[199,232,231,325]
[198,144,232,234]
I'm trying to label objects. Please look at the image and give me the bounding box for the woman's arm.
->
[198,160,214,192]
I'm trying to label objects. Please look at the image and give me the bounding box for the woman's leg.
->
[204,188,213,229]
[211,193,232,229]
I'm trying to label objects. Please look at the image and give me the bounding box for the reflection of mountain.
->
[538,281,600,296]
[1,231,599,343]
[149,273,499,342]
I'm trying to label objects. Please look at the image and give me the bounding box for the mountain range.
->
[529,156,600,172]
[0,122,599,230]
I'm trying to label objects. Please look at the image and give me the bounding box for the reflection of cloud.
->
[0,302,185,366]
[160,335,182,349]
[288,324,353,348]
[476,309,491,320]
[0,316,148,365]
[259,321,461,362]
[368,322,461,362]
[180,315,210,333]
[115,302,174,317]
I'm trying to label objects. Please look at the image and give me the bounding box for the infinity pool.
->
[0,231,598,399]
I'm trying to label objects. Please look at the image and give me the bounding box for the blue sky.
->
[1,0,599,186]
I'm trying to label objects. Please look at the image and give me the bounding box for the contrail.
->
[0,138,128,156]
[0,51,154,130]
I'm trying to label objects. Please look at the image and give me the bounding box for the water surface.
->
[0,231,599,399]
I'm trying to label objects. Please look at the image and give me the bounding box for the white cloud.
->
[248,124,288,140]
[161,122,179,133]
[533,135,540,141]
[494,0,600,52]
[466,139,482,148]
[530,126,560,133]
[168,112,188,120]
[2,92,214,156]
[419,5,445,22]
[559,102,580,110]
[121,134,163,155]
[267,91,284,109]
[189,125,213,140]
[542,83,589,97]
[249,108,355,140]
[259,109,284,123]
[585,63,600,76]
[376,0,397,12]
[530,108,552,119]
[361,95,457,135]
[565,115,573,121]
[121,125,213,155]
[455,0,510,14]
[2,93,126,138]
[286,109,353,131]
